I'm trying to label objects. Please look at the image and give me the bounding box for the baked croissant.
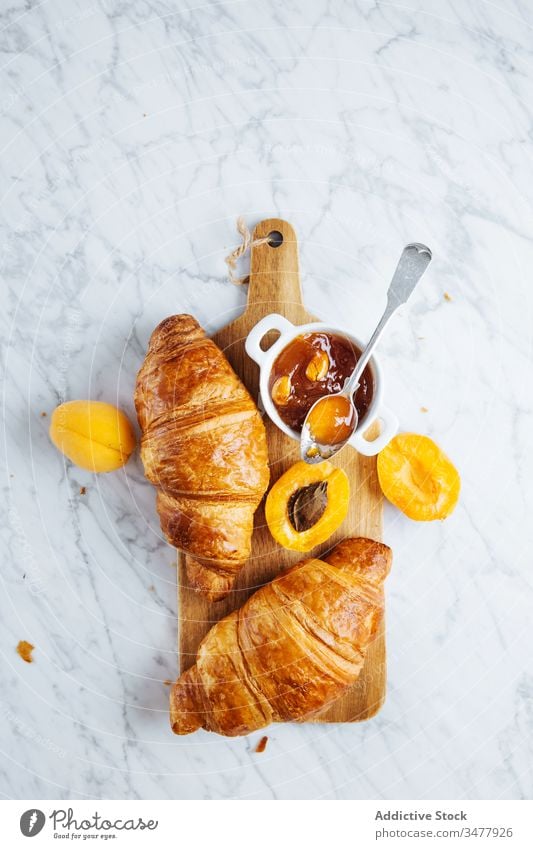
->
[170,537,391,736]
[135,314,269,601]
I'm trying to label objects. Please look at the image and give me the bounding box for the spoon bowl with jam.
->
[302,393,357,461]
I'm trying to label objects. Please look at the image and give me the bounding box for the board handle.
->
[246,218,303,318]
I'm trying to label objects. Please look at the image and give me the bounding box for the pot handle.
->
[245,313,294,367]
[349,405,399,457]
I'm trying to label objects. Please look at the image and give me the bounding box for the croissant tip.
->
[169,675,203,735]
[205,590,231,603]
[186,557,239,602]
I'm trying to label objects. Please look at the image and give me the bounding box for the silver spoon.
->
[300,242,433,464]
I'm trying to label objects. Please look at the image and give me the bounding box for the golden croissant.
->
[170,537,391,736]
[135,314,270,601]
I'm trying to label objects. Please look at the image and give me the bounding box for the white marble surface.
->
[2,0,533,800]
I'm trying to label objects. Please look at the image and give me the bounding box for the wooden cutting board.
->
[178,217,386,723]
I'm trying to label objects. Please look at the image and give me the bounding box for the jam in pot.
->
[268,331,374,433]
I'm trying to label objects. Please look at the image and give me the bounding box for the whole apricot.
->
[49,400,136,472]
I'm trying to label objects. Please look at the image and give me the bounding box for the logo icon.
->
[20,809,46,837]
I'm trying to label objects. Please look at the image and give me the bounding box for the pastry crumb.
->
[79,486,86,495]
[40,411,47,417]
[255,735,268,753]
[148,584,155,592]
[444,292,452,301]
[163,679,172,686]
[420,406,428,413]
[17,640,34,663]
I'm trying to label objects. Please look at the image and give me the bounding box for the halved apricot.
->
[377,433,460,521]
[265,460,350,552]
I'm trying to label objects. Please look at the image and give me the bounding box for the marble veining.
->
[1,0,533,799]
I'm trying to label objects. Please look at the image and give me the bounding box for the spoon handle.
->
[344,242,432,395]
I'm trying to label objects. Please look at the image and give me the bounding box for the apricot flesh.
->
[49,401,136,472]
[377,433,460,521]
[265,460,350,552]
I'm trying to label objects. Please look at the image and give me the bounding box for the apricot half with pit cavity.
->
[49,400,136,472]
[265,460,350,552]
[377,433,460,521]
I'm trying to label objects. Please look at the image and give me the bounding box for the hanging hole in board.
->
[267,230,283,248]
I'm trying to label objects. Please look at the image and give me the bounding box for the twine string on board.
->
[225,216,270,285]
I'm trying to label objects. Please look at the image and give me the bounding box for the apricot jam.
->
[268,331,373,432]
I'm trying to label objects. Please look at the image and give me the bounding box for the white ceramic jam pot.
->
[245,314,399,457]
